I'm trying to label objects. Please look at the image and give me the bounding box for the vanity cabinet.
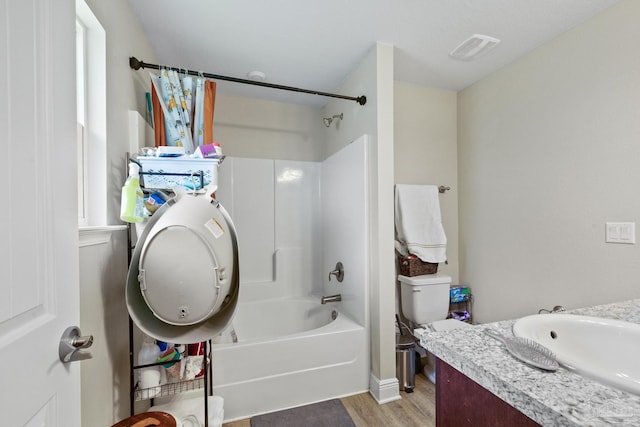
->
[436,359,540,427]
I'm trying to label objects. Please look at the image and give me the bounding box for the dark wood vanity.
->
[436,359,540,427]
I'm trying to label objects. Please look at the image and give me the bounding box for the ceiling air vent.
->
[449,34,501,61]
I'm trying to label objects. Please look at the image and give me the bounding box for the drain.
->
[331,310,338,320]
[550,330,558,339]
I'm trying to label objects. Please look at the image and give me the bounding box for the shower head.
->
[323,113,344,127]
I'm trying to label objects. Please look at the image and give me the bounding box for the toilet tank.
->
[399,273,451,325]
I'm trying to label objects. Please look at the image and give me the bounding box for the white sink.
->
[513,313,640,395]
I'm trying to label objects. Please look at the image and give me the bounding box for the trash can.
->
[396,334,416,392]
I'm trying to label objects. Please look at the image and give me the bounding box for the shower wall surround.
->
[321,136,369,326]
[216,135,369,325]
[216,158,321,300]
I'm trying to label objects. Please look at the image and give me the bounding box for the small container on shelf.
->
[137,155,220,190]
[137,337,161,397]
[449,286,470,303]
[448,286,472,323]
[449,309,471,322]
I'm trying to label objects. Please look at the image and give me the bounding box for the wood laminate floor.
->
[223,373,435,427]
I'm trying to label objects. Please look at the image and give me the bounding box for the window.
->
[76,19,88,223]
[76,0,107,227]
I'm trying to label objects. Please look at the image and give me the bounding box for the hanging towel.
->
[149,73,216,152]
[193,78,205,146]
[151,81,166,147]
[203,80,217,145]
[395,184,447,263]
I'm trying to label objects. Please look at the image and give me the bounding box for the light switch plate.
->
[606,222,635,244]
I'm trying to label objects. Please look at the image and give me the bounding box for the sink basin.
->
[513,314,640,395]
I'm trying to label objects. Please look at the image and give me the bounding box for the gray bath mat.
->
[250,399,355,427]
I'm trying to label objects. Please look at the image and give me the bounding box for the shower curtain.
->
[150,71,217,153]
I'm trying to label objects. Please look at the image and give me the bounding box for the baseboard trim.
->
[369,373,400,404]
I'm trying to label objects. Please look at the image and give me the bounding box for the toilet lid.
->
[139,225,220,325]
[137,194,235,326]
[126,190,240,343]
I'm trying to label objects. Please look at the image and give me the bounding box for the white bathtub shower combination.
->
[213,136,370,421]
[212,298,367,421]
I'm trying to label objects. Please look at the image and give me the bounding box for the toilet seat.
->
[428,318,472,332]
[419,318,473,384]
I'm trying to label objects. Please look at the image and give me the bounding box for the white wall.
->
[394,82,459,284]
[79,233,130,425]
[322,47,379,159]
[458,0,640,323]
[214,93,325,162]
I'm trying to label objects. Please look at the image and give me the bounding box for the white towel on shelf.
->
[394,184,447,263]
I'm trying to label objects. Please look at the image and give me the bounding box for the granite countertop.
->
[416,299,640,427]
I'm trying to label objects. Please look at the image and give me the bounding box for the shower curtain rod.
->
[129,57,367,106]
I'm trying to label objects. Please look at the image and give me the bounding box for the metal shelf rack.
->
[125,154,214,426]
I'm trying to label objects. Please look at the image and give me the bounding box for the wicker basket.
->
[397,254,438,276]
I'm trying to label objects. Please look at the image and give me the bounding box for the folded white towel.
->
[395,184,447,263]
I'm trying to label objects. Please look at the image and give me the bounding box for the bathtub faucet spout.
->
[321,294,342,304]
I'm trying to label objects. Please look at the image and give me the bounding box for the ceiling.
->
[127,0,621,107]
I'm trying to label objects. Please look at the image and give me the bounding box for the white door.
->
[0,0,81,426]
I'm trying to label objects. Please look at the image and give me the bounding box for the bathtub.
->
[211,297,369,422]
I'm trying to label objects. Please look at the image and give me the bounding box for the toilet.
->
[398,273,472,383]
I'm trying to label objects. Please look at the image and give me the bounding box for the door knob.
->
[59,326,94,363]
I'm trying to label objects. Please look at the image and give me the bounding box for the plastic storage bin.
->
[138,156,219,190]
